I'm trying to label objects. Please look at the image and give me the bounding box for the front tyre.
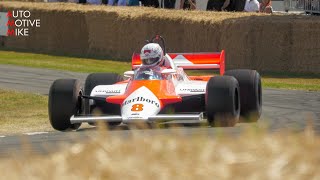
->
[48,79,82,131]
[206,76,240,127]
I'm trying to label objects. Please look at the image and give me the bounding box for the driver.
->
[134,43,165,80]
[135,43,175,80]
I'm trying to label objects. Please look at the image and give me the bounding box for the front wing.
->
[70,113,204,124]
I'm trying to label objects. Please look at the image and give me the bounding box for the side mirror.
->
[161,69,176,74]
[124,71,134,78]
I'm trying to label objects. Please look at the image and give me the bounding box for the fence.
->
[303,0,320,13]
[285,0,320,14]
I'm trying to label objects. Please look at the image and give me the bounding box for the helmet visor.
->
[142,57,160,65]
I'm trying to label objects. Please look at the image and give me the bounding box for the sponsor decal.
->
[180,88,205,92]
[95,89,120,93]
[142,70,154,75]
[2,10,41,37]
[123,96,160,108]
[127,116,144,119]
[144,49,151,54]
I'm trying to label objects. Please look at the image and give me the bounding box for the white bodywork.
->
[121,86,161,121]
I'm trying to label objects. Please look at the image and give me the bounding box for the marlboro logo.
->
[123,96,160,108]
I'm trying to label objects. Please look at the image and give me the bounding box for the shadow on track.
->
[76,121,208,132]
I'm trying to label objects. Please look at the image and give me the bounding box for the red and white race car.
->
[49,36,262,131]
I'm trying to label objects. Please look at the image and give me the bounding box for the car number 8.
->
[131,104,144,111]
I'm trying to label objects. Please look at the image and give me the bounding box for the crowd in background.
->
[68,0,273,14]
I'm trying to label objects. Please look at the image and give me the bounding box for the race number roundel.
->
[131,104,144,111]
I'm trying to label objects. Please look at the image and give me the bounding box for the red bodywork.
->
[132,50,225,75]
[106,80,181,108]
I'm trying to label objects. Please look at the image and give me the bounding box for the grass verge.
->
[0,50,319,91]
[0,50,130,74]
[0,89,50,134]
[262,78,320,91]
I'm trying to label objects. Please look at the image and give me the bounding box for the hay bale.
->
[1,1,319,73]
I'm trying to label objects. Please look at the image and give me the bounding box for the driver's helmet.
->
[140,43,164,68]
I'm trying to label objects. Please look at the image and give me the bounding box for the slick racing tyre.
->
[206,76,240,127]
[224,69,262,122]
[84,73,123,126]
[48,79,82,131]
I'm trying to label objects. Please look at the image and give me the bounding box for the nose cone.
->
[121,86,161,121]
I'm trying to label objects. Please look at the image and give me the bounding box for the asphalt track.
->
[0,64,319,157]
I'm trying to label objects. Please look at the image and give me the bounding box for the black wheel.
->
[224,69,262,122]
[48,79,82,131]
[84,73,123,126]
[206,76,240,127]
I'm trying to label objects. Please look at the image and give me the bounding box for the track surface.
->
[0,64,319,157]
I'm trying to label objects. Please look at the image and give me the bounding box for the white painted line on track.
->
[0,136,6,138]
[24,132,49,136]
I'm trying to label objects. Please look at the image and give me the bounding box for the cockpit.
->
[134,68,163,80]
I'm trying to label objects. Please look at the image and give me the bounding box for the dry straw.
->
[1,122,320,179]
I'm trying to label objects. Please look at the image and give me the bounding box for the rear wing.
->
[132,50,225,75]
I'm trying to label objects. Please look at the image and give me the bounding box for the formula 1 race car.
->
[48,36,262,131]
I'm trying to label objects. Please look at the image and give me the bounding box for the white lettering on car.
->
[95,89,121,93]
[180,88,204,92]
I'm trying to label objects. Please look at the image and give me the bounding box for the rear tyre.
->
[224,69,262,122]
[84,73,124,126]
[48,79,82,131]
[206,76,240,127]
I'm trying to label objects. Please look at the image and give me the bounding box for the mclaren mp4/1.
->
[48,36,262,131]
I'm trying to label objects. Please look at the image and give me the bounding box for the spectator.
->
[227,0,237,11]
[141,0,160,7]
[259,0,273,13]
[117,0,127,6]
[161,0,176,9]
[128,0,140,6]
[244,0,259,12]
[87,0,102,4]
[180,0,196,10]
[234,0,246,11]
[206,0,233,11]
[108,0,117,5]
